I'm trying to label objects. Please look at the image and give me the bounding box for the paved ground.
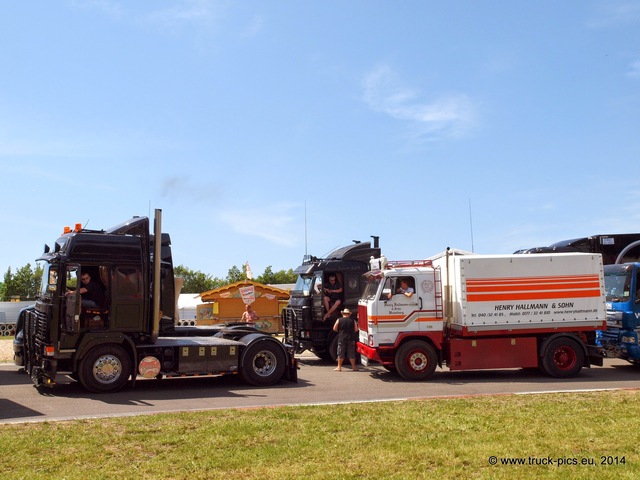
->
[1,354,638,424]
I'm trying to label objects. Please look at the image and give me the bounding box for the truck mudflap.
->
[284,349,299,383]
[587,344,605,367]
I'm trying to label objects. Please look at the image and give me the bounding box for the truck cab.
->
[601,263,640,363]
[19,211,297,393]
[358,261,443,352]
[283,238,380,360]
[519,234,640,265]
[25,217,161,388]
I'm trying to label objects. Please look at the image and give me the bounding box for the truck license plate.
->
[360,356,369,367]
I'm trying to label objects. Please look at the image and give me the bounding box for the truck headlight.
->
[621,336,637,344]
[606,311,623,321]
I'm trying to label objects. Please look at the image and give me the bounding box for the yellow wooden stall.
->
[197,280,290,333]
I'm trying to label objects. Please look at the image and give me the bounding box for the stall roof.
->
[200,280,290,302]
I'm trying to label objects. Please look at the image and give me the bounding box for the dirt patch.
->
[0,340,14,363]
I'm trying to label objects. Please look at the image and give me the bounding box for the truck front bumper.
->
[357,342,382,363]
[12,338,23,367]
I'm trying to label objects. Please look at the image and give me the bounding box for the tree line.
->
[1,264,297,301]
[174,265,297,294]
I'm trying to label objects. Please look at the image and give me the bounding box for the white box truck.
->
[357,250,606,380]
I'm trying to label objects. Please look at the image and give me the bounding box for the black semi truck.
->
[282,237,380,361]
[15,209,297,393]
[517,234,640,265]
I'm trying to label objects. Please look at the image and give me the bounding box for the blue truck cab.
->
[601,263,640,364]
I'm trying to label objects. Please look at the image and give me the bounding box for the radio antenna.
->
[304,200,308,256]
[469,198,475,253]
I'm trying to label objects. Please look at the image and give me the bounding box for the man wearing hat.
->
[332,308,359,371]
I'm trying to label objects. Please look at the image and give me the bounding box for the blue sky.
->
[1,1,639,281]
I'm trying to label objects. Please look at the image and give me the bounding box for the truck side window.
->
[312,274,323,295]
[380,277,393,300]
[115,267,141,298]
[396,277,415,296]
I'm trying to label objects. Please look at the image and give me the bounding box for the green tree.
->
[256,266,297,285]
[0,264,43,300]
[0,267,12,301]
[174,265,219,294]
[226,265,245,284]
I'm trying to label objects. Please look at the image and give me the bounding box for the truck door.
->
[373,272,442,343]
[378,276,420,320]
[110,266,145,331]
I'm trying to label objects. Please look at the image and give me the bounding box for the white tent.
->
[177,293,204,321]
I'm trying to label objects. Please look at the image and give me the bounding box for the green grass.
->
[1,390,639,479]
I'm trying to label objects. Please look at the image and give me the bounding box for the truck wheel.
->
[241,341,286,386]
[312,334,338,362]
[540,337,584,378]
[326,335,360,364]
[314,349,333,361]
[78,345,131,393]
[395,340,437,381]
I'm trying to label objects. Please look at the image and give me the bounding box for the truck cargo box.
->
[433,252,606,333]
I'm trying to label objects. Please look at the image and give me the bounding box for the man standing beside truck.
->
[333,308,358,371]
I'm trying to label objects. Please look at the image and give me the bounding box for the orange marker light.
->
[63,226,71,234]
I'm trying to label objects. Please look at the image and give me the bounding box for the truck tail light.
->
[44,345,55,357]
[368,335,374,347]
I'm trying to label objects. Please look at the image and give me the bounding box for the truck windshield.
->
[604,268,631,303]
[363,276,382,300]
[293,275,313,296]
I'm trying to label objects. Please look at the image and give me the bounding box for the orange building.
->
[197,280,290,333]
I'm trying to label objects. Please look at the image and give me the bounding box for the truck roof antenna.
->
[304,200,308,256]
[468,198,475,253]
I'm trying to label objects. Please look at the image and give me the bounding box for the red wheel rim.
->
[553,346,576,371]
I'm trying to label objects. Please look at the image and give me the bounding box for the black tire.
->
[540,337,584,378]
[312,334,338,362]
[78,345,131,393]
[314,349,333,361]
[240,340,286,386]
[394,340,437,381]
[325,334,359,364]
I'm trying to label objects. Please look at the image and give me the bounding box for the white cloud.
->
[362,65,476,140]
[146,0,220,29]
[239,15,264,38]
[217,204,300,247]
[587,2,640,28]
[69,0,124,17]
[627,60,640,78]
[160,175,222,203]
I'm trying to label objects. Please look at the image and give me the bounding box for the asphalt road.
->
[1,356,639,424]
